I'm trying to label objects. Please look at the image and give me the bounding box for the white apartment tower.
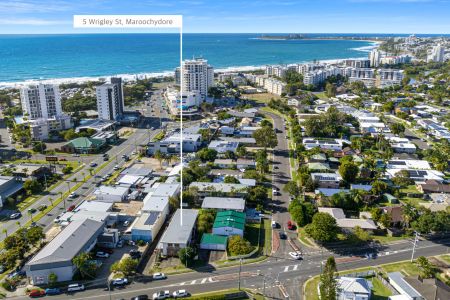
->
[177,58,214,102]
[20,84,63,119]
[369,49,381,67]
[20,84,71,140]
[427,44,445,63]
[96,77,125,121]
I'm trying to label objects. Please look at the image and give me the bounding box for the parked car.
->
[10,212,21,219]
[131,295,148,300]
[287,221,295,230]
[123,220,130,227]
[152,291,170,300]
[117,240,125,248]
[67,283,84,292]
[44,288,61,295]
[172,290,189,298]
[29,289,45,298]
[96,251,110,258]
[279,231,287,240]
[111,278,128,286]
[72,153,80,157]
[69,192,77,198]
[97,247,114,254]
[289,251,302,260]
[67,205,76,212]
[152,273,166,280]
[271,221,277,228]
[90,162,97,167]
[129,249,141,259]
[113,165,120,170]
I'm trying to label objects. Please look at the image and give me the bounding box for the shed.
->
[200,233,228,251]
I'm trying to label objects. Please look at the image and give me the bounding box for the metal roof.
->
[202,197,245,211]
[159,209,199,245]
[388,272,422,298]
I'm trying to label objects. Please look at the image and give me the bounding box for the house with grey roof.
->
[159,209,199,256]
[201,197,245,212]
[189,182,248,197]
[25,219,104,285]
[388,272,424,300]
[336,277,372,300]
[0,176,23,209]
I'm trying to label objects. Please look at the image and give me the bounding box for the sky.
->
[0,0,450,34]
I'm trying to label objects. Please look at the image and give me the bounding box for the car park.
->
[152,291,170,300]
[44,288,61,295]
[289,251,302,260]
[96,251,110,258]
[67,283,84,292]
[152,272,166,280]
[172,290,189,298]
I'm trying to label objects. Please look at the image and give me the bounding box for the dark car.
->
[90,162,98,167]
[129,249,141,258]
[97,247,114,254]
[131,295,148,300]
[279,231,287,240]
[44,288,61,295]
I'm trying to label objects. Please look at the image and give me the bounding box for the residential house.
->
[159,209,199,256]
[200,233,228,251]
[0,176,24,209]
[318,207,377,232]
[336,277,372,300]
[311,173,342,189]
[212,210,246,237]
[201,197,245,212]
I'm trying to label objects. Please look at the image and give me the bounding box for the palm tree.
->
[154,150,163,169]
[402,204,417,229]
[2,228,7,237]
[48,197,53,206]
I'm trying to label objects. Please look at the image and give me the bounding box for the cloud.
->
[0,18,70,25]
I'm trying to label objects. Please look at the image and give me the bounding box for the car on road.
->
[67,205,76,212]
[67,283,84,292]
[152,291,170,300]
[96,251,109,258]
[72,153,80,157]
[10,212,21,219]
[113,165,120,170]
[44,288,61,295]
[29,289,45,298]
[272,189,279,196]
[172,290,189,298]
[287,220,295,230]
[271,220,278,228]
[289,251,302,260]
[279,231,287,240]
[90,162,98,167]
[131,295,148,300]
[69,192,77,198]
[111,278,128,286]
[152,272,166,280]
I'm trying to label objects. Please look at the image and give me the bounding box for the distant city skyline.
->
[1,0,450,34]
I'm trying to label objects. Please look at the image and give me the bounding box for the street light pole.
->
[238,258,242,290]
[411,231,419,262]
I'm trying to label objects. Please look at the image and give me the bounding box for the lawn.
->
[315,92,328,99]
[381,261,421,276]
[437,254,450,264]
[298,227,316,248]
[246,92,281,104]
[400,197,427,208]
[244,219,272,256]
[371,234,409,244]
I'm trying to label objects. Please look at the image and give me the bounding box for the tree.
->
[390,123,406,135]
[283,181,300,198]
[255,149,269,174]
[110,257,138,276]
[338,161,359,183]
[224,176,240,184]
[196,148,218,162]
[62,165,73,174]
[23,179,42,195]
[196,209,216,235]
[178,247,196,266]
[48,273,58,287]
[325,82,337,98]
[319,257,337,300]
[371,180,388,195]
[73,252,96,279]
[253,126,278,149]
[305,212,339,243]
[154,150,164,169]
[348,226,372,245]
[236,145,247,158]
[169,196,180,211]
[246,186,268,206]
[0,250,18,270]
[379,214,392,228]
[392,170,414,188]
[32,141,47,153]
[416,256,434,278]
[227,235,253,256]
[26,226,45,244]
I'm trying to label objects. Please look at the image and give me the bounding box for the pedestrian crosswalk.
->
[177,277,216,286]
[282,264,300,272]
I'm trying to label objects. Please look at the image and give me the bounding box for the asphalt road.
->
[11,238,449,300]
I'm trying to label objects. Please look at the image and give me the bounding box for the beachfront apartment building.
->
[254,76,286,95]
[376,69,404,88]
[175,58,214,102]
[265,65,286,78]
[19,83,72,140]
[427,44,445,62]
[96,77,125,121]
[369,49,381,67]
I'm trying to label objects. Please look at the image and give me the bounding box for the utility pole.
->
[411,231,419,262]
[238,259,242,290]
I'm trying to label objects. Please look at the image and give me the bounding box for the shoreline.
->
[0,42,379,88]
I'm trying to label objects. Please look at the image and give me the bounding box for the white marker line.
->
[283,266,289,272]
[200,278,207,284]
[293,264,298,271]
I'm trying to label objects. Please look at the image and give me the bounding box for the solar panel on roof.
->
[144,212,160,225]
[418,171,428,176]
[388,161,406,165]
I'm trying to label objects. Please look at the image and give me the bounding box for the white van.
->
[67,283,85,292]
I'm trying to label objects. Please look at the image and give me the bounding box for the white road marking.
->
[190,280,197,285]
[293,264,298,271]
[283,266,289,272]
[200,278,207,284]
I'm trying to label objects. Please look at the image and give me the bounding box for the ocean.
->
[0,33,382,85]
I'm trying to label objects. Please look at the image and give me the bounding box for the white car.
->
[173,290,189,298]
[113,165,120,170]
[96,252,109,258]
[69,192,77,198]
[111,278,128,286]
[67,283,84,292]
[152,272,166,280]
[152,291,170,300]
[289,251,302,260]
